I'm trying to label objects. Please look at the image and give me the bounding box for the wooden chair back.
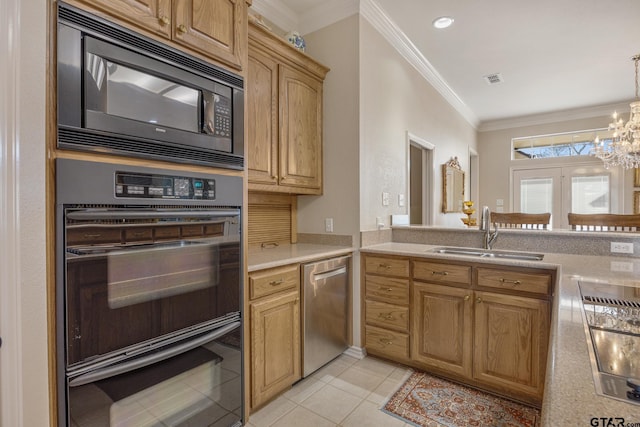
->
[490,212,551,229]
[567,213,640,232]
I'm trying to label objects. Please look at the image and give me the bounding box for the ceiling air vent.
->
[484,73,504,85]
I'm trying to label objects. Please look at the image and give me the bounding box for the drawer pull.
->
[269,279,284,286]
[379,338,393,345]
[378,263,391,270]
[431,271,449,276]
[464,295,470,301]
[378,313,395,321]
[378,286,393,292]
[500,278,522,286]
[476,297,483,304]
[84,233,102,238]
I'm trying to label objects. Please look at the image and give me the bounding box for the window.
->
[512,128,615,160]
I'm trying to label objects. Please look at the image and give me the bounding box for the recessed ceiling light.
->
[432,16,454,29]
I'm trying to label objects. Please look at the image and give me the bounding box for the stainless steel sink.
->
[431,246,544,261]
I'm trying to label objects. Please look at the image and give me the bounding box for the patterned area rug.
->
[382,371,540,427]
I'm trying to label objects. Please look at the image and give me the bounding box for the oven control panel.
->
[115,172,215,199]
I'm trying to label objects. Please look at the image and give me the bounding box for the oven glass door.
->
[68,322,242,426]
[64,207,241,368]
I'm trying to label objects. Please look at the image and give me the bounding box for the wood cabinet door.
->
[247,49,279,186]
[250,290,300,409]
[77,0,172,37]
[473,291,549,403]
[173,0,245,70]
[278,64,323,193]
[411,282,473,378]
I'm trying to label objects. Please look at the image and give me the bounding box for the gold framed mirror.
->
[442,157,464,213]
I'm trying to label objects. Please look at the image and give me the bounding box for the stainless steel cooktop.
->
[578,281,640,405]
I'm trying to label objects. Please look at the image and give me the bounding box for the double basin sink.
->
[431,246,544,261]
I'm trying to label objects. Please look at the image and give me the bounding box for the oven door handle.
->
[68,320,241,387]
[66,209,240,221]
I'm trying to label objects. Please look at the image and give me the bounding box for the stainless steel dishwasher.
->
[302,255,350,377]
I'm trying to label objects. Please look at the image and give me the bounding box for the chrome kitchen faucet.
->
[480,206,499,250]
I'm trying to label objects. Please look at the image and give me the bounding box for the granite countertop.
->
[360,242,640,425]
[247,243,354,272]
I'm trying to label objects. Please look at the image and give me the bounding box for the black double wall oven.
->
[55,3,245,427]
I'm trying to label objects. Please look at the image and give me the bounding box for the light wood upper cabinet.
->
[73,0,172,37]
[247,49,279,186]
[71,0,248,70]
[278,64,323,190]
[247,23,329,195]
[172,0,245,70]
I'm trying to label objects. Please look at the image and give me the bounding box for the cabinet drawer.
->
[365,274,409,305]
[365,300,409,332]
[413,260,471,286]
[365,325,409,360]
[250,264,299,300]
[476,267,551,296]
[364,256,409,277]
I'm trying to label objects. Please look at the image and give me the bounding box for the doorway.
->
[407,132,434,225]
[512,163,621,229]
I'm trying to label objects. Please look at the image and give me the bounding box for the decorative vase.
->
[461,200,477,226]
[285,30,306,52]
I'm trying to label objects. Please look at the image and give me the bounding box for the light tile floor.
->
[247,355,419,427]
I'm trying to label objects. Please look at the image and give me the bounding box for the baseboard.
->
[343,346,366,359]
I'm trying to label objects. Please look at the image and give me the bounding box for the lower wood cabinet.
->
[249,264,301,410]
[473,290,549,401]
[362,252,554,407]
[411,282,473,378]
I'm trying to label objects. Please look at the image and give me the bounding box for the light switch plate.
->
[382,192,390,206]
[398,194,405,207]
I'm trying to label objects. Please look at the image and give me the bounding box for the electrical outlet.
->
[398,194,405,207]
[324,218,333,233]
[382,192,390,206]
[611,242,634,254]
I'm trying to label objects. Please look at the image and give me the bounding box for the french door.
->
[512,164,619,229]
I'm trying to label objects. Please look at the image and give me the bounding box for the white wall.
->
[0,0,50,425]
[297,15,360,243]
[478,115,635,214]
[358,17,477,230]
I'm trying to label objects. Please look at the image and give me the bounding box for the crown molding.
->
[253,0,480,128]
[250,0,298,33]
[359,0,479,129]
[477,101,632,132]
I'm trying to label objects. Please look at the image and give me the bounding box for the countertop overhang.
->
[247,243,354,272]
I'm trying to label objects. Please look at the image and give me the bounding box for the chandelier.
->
[592,54,640,169]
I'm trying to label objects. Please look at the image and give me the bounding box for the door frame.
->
[0,0,22,424]
[406,131,435,225]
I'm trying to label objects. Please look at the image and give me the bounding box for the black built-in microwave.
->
[57,2,244,170]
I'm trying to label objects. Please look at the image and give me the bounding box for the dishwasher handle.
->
[313,266,347,282]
